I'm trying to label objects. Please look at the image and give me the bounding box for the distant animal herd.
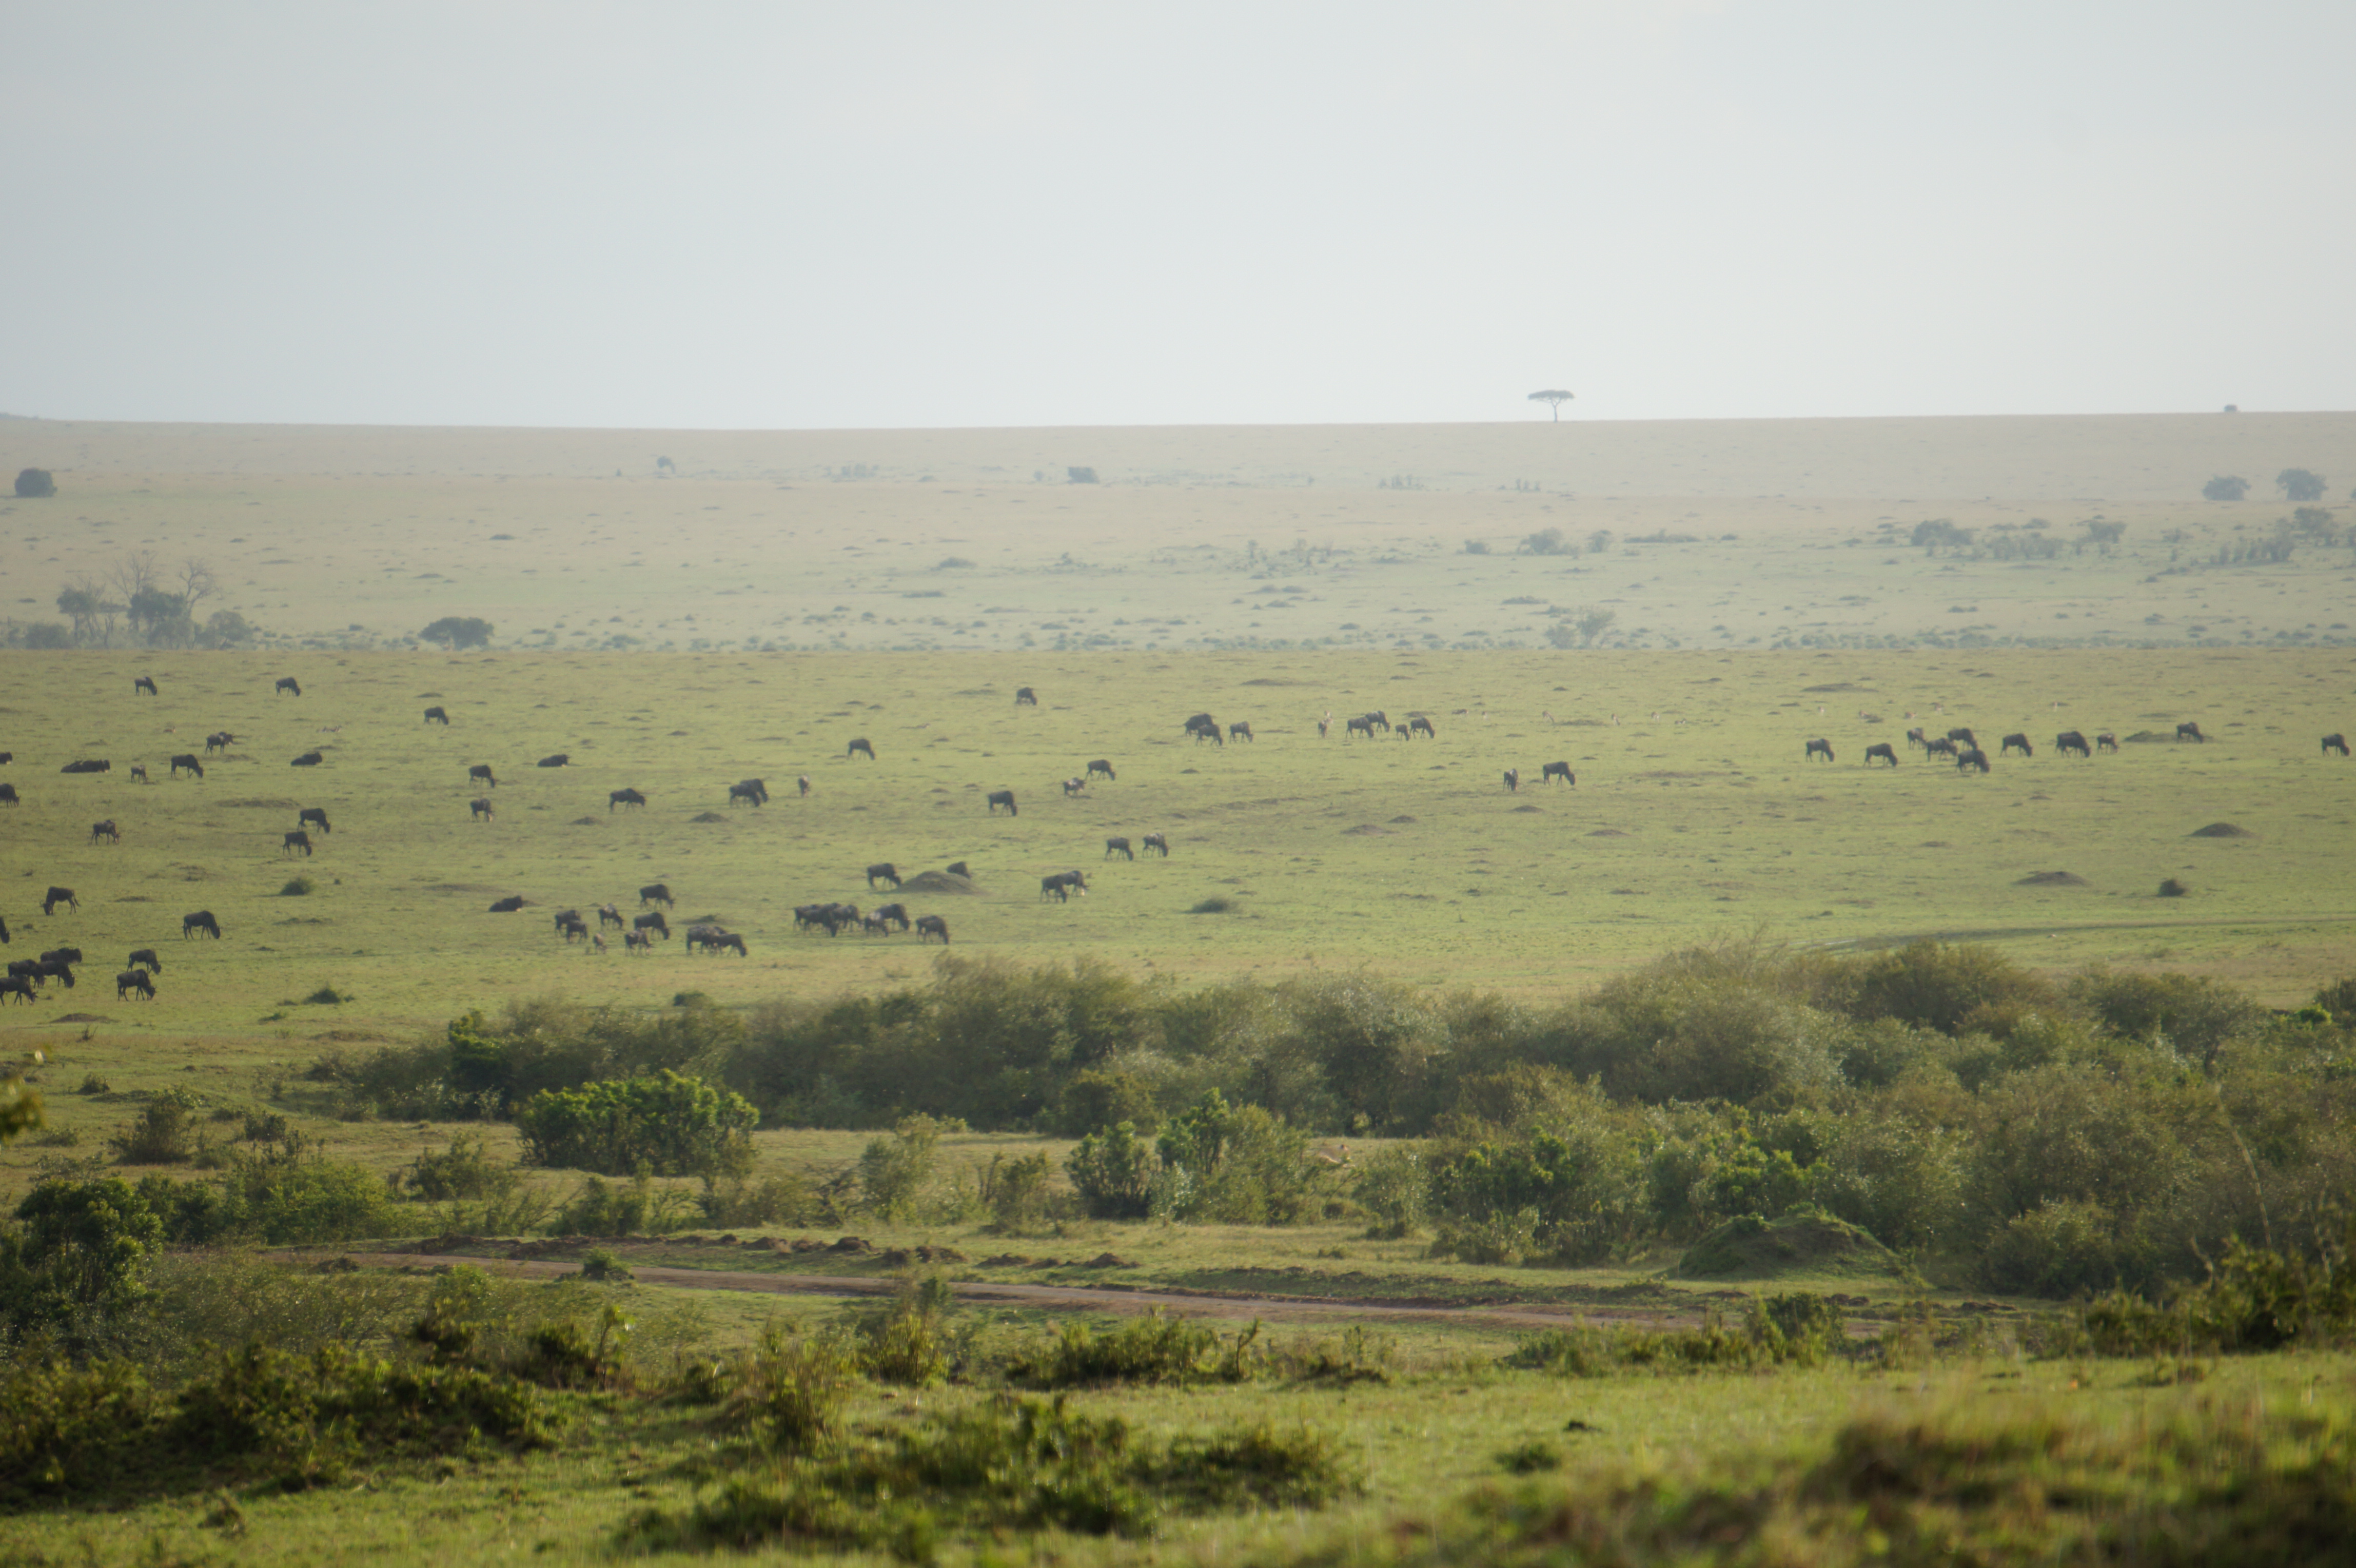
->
[1,673,2347,1007]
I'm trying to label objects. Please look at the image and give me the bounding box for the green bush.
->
[1156,1091,1324,1224]
[722,1324,855,1453]
[978,1149,1055,1232]
[400,1132,515,1202]
[1351,1146,1427,1239]
[1009,1310,1262,1389]
[1067,1121,1156,1219]
[857,1114,944,1220]
[419,616,495,649]
[515,1070,757,1178]
[111,1091,205,1165]
[0,1177,167,1345]
[0,1356,155,1498]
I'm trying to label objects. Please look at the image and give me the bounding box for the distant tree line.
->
[8,552,254,650]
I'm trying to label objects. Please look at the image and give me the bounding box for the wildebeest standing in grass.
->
[1542,761,1574,785]
[1864,743,1899,767]
[128,948,161,973]
[2001,733,2033,757]
[798,775,812,797]
[2097,732,2119,753]
[640,884,674,908]
[1087,759,1116,781]
[1805,739,1834,762]
[0,976,32,1004]
[117,969,155,1000]
[538,754,570,768]
[635,911,670,940]
[469,797,495,821]
[470,763,497,788]
[2177,722,2206,742]
[1040,870,1088,902]
[1105,836,1133,860]
[183,910,220,938]
[624,930,652,954]
[915,914,949,945]
[1408,716,1437,738]
[1015,687,1037,705]
[859,912,894,936]
[598,903,624,929]
[44,887,77,915]
[1956,748,1992,774]
[424,706,449,724]
[1503,768,1519,792]
[867,863,902,890]
[729,779,767,807]
[610,788,647,812]
[36,961,73,990]
[1141,833,1169,857]
[205,731,235,754]
[703,931,747,955]
[1925,737,1958,758]
[1062,777,1086,797]
[0,784,17,806]
[90,820,119,844]
[1229,721,1254,742]
[872,903,911,931]
[169,754,204,778]
[0,915,10,944]
[1946,727,1977,750]
[129,764,148,784]
[282,830,313,857]
[2327,734,2351,757]
[299,807,330,834]
[847,737,875,760]
[557,913,589,943]
[275,677,302,697]
[2056,731,2091,758]
[134,675,158,696]
[988,790,1018,816]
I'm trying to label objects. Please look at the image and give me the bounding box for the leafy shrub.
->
[13,467,56,499]
[0,1356,155,1498]
[1978,1198,2123,1297]
[722,1324,855,1453]
[977,1149,1055,1232]
[555,1169,668,1236]
[696,1169,822,1228]
[215,1150,403,1245]
[112,1091,205,1164]
[1352,1146,1427,1238]
[1499,1315,1781,1376]
[857,1114,944,1219]
[400,1132,516,1203]
[280,876,316,897]
[515,1070,756,1178]
[0,1177,167,1343]
[1009,1310,1262,1388]
[1155,1091,1324,1224]
[1067,1120,1156,1219]
[418,616,494,649]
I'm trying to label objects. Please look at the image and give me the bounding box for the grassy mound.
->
[1676,1210,1910,1282]
[2190,822,2255,838]
[2014,871,2089,887]
[898,870,979,895]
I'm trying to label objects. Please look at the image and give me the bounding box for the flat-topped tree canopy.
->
[1528,389,1574,420]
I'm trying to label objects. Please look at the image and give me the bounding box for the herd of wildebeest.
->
[3,673,2350,1010]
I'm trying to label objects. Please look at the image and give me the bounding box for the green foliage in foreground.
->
[513,1069,757,1178]
[1009,1310,1265,1389]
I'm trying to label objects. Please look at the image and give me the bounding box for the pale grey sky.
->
[5,1,2350,429]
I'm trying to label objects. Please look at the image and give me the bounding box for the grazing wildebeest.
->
[276,677,302,697]
[610,787,647,812]
[848,737,875,760]
[945,861,972,878]
[872,903,911,931]
[37,959,76,989]
[424,706,449,724]
[291,750,323,768]
[183,910,221,938]
[488,896,527,913]
[0,976,33,1005]
[206,731,235,754]
[598,903,624,929]
[557,914,589,943]
[1503,768,1520,792]
[866,863,902,890]
[859,913,894,936]
[915,914,949,945]
[2056,731,2092,758]
[798,775,812,796]
[1408,716,1437,738]
[1141,833,1169,857]
[1956,748,1992,774]
[729,778,768,807]
[134,675,158,696]
[2001,733,2034,757]
[1805,738,1834,762]
[1318,718,1331,738]
[2096,732,2119,753]
[1946,728,1977,750]
[1087,759,1116,781]
[170,753,204,778]
[44,887,78,915]
[0,784,16,806]
[705,931,747,955]
[640,884,674,908]
[1925,736,1958,758]
[553,908,581,934]
[2177,721,2206,743]
[0,914,8,943]
[469,797,495,821]
[117,969,155,1000]
[62,759,110,774]
[1905,727,1928,748]
[470,763,497,788]
[591,933,606,954]
[6,959,40,983]
[1015,687,1038,705]
[42,948,82,969]
[2327,734,2351,757]
[128,948,161,974]
[282,830,313,856]
[128,764,148,785]
[1062,776,1086,796]
[1040,870,1089,902]
[987,790,1018,816]
[1229,721,1254,742]
[1345,714,1381,739]
[538,753,571,768]
[1541,761,1575,786]
[624,930,652,954]
[90,819,120,844]
[634,911,671,940]
[299,807,330,834]
[1864,743,1899,767]
[1105,836,1133,860]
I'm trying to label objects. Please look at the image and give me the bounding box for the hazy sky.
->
[6,2,2351,429]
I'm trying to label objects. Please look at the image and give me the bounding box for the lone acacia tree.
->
[1528,390,1575,421]
[2278,469,2327,503]
[420,616,495,649]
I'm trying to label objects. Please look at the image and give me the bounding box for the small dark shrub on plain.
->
[1009,1310,1262,1388]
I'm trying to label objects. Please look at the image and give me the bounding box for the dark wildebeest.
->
[1015,687,1038,705]
[624,930,653,954]
[634,911,671,940]
[1105,836,1133,860]
[2001,733,2034,757]
[872,903,911,931]
[1905,727,1928,748]
[206,731,235,754]
[1925,737,1958,758]
[2056,731,2092,758]
[90,819,120,844]
[128,765,148,785]
[1503,768,1520,792]
[37,959,75,989]
[0,976,33,1005]
[291,750,323,768]
[987,790,1018,816]
[170,754,204,779]
[117,969,155,1000]
[1956,748,1992,774]
[866,863,902,890]
[2326,734,2351,757]
[597,903,624,929]
[848,737,875,760]
[1040,870,1088,902]
[1541,761,1575,786]
[282,831,313,856]
[610,788,647,812]
[0,784,17,806]
[2096,732,2119,753]
[798,775,812,796]
[557,913,589,943]
[424,706,449,724]
[538,753,570,768]
[705,931,747,956]
[44,887,78,915]
[1864,743,1899,767]
[945,861,972,877]
[183,910,221,938]
[1087,759,1116,782]
[1408,715,1437,738]
[1345,715,1381,739]
[62,759,110,774]
[729,779,767,807]
[276,677,302,697]
[488,896,527,913]
[1062,776,1086,796]
[0,914,9,944]
[470,763,497,788]
[1229,721,1254,742]
[2177,721,2206,743]
[128,948,161,974]
[1805,738,1834,762]
[915,914,949,945]
[299,807,330,834]
[859,913,894,936]
[6,959,40,983]
[134,675,158,696]
[42,948,82,969]
[1946,727,1977,750]
[1141,833,1169,857]
[553,908,581,934]
[640,883,674,908]
[469,797,495,821]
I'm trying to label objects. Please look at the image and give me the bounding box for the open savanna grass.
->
[0,644,2351,1076]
